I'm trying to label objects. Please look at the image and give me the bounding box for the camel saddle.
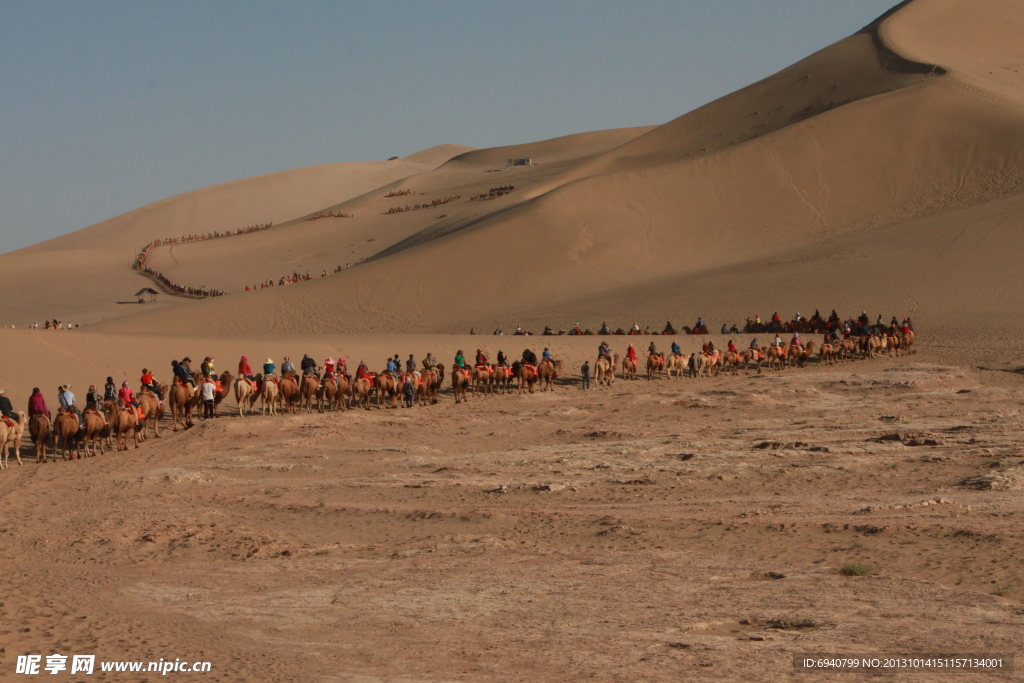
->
[1,415,16,429]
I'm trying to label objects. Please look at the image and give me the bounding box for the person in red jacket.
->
[626,344,638,363]
[238,356,254,380]
[28,388,50,418]
[140,368,163,401]
[118,381,139,408]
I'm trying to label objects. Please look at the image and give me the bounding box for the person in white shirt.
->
[201,377,217,419]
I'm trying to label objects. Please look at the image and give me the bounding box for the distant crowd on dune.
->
[244,270,318,291]
[141,266,226,299]
[385,195,460,214]
[306,211,352,221]
[384,189,414,198]
[470,185,515,201]
[132,222,274,298]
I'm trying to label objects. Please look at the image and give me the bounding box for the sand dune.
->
[86,0,1024,339]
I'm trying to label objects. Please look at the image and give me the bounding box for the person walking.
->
[580,360,591,390]
[201,375,217,419]
[403,375,415,408]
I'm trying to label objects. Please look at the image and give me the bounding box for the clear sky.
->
[0,0,899,254]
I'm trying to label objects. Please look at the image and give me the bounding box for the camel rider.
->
[28,388,50,418]
[258,358,277,391]
[773,334,783,348]
[630,323,640,334]
[754,314,762,325]
[454,350,468,369]
[600,322,611,334]
[201,356,215,378]
[118,382,139,409]
[301,354,317,375]
[730,323,740,334]
[140,368,163,401]
[0,389,12,420]
[626,344,637,363]
[598,342,611,361]
[85,385,101,411]
[648,341,660,357]
[476,349,488,366]
[791,332,802,347]
[542,348,554,365]
[422,353,436,370]
[238,356,254,381]
[543,325,553,335]
[172,360,195,394]
[324,358,336,378]
[104,376,118,402]
[720,324,729,335]
[671,341,681,356]
[386,357,399,377]
[497,350,508,366]
[406,354,417,372]
[522,349,538,366]
[58,384,82,427]
[749,338,760,350]
[281,356,296,376]
[727,340,737,354]
[663,321,674,334]
[696,318,706,330]
[356,360,371,381]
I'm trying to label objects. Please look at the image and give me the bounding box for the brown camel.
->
[137,391,163,440]
[688,352,710,378]
[595,354,618,386]
[766,345,786,371]
[537,360,562,391]
[452,366,471,404]
[333,375,351,411]
[622,356,638,380]
[490,365,513,394]
[516,362,538,394]
[108,401,139,451]
[645,354,664,381]
[260,378,279,415]
[168,381,197,430]
[472,364,493,394]
[235,376,258,416]
[81,408,107,457]
[299,373,320,413]
[350,377,375,410]
[53,409,81,460]
[29,413,51,463]
[376,373,400,409]
[0,411,27,468]
[901,330,916,354]
[740,348,765,373]
[664,354,685,378]
[279,376,301,413]
[317,377,339,412]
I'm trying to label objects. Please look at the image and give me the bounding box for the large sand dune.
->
[77,0,1024,339]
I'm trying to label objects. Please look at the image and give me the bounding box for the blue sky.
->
[0,1,899,253]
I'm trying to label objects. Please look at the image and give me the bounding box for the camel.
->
[299,373,320,413]
[317,376,339,412]
[472,364,493,394]
[260,377,279,415]
[235,376,258,416]
[595,354,618,386]
[740,348,765,373]
[865,335,883,359]
[766,345,786,371]
[168,381,197,430]
[490,365,513,394]
[333,375,351,411]
[721,351,744,375]
[206,370,235,418]
[901,330,916,355]
[537,360,562,391]
[108,401,139,451]
[646,354,665,381]
[452,366,471,404]
[0,411,27,468]
[788,341,815,368]
[137,391,163,440]
[29,413,51,463]
[515,362,538,394]
[622,356,638,380]
[350,377,375,410]
[376,373,400,409]
[665,354,686,378]
[687,352,711,378]
[81,408,107,457]
[53,409,82,460]
[839,338,856,362]
[279,376,301,414]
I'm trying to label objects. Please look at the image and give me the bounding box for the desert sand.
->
[2,0,1024,680]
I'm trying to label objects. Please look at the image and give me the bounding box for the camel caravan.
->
[0,315,916,469]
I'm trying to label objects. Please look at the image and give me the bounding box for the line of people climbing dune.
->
[385,195,460,213]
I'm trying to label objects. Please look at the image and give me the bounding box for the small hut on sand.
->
[135,287,158,303]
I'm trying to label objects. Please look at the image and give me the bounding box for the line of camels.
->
[0,329,914,469]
